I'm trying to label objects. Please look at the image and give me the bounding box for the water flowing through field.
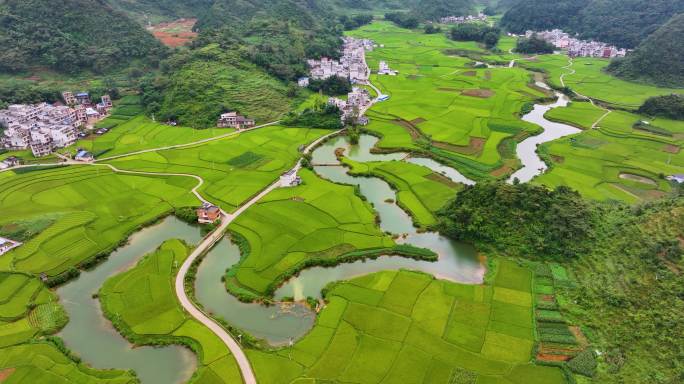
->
[508,92,581,183]
[57,217,202,384]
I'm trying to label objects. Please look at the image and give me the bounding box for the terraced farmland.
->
[99,239,242,383]
[0,166,199,277]
[106,125,329,212]
[535,107,684,202]
[247,261,566,384]
[522,55,681,108]
[346,21,549,180]
[224,168,430,299]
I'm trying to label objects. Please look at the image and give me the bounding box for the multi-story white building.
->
[0,103,80,156]
[308,37,373,83]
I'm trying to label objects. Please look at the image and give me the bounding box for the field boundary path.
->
[560,58,612,129]
[96,120,280,162]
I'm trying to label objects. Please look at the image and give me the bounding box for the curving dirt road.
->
[560,58,612,129]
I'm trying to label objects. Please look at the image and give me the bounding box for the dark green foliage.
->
[567,349,597,377]
[424,24,442,34]
[0,217,55,242]
[104,0,208,23]
[174,207,198,225]
[501,0,684,49]
[608,14,684,88]
[385,12,420,29]
[338,14,374,30]
[227,151,265,168]
[632,121,673,137]
[411,0,474,21]
[515,36,555,54]
[437,182,595,260]
[308,76,352,96]
[638,94,684,120]
[449,24,500,48]
[0,0,166,74]
[282,102,342,129]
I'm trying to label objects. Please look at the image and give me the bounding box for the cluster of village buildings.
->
[328,87,373,125]
[439,13,488,24]
[0,92,112,157]
[525,29,627,58]
[302,37,374,86]
[0,237,21,256]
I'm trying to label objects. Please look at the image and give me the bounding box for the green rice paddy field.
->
[343,158,463,227]
[247,261,566,384]
[99,239,242,384]
[536,102,684,203]
[522,55,681,108]
[76,115,234,158]
[225,168,397,298]
[346,22,548,179]
[0,166,200,276]
[106,125,328,212]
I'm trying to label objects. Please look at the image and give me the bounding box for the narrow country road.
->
[560,58,612,129]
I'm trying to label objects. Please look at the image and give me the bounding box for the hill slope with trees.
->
[607,13,684,88]
[501,0,684,48]
[0,0,166,74]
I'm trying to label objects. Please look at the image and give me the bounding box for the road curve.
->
[560,58,612,129]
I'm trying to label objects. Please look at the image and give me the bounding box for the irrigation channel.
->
[54,89,581,383]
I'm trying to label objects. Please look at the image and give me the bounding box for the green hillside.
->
[607,13,684,88]
[501,0,684,48]
[0,0,165,74]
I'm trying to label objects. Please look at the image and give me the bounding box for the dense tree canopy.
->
[0,0,166,74]
[501,0,684,49]
[437,182,596,260]
[449,24,500,48]
[638,94,684,120]
[607,13,684,88]
[514,35,555,54]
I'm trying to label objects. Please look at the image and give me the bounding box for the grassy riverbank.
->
[99,239,243,383]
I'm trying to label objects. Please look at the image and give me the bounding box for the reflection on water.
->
[508,93,581,183]
[57,217,202,384]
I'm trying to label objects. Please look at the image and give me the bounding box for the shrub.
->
[567,349,598,377]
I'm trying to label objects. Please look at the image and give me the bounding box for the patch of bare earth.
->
[148,18,198,48]
[425,173,460,188]
[550,155,565,164]
[490,165,513,178]
[392,119,423,140]
[664,144,680,154]
[410,117,426,125]
[461,71,476,77]
[461,89,494,98]
[433,137,486,156]
[0,368,16,382]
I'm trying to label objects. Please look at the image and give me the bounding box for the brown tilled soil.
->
[462,89,495,98]
[425,173,460,188]
[490,165,512,178]
[0,368,15,382]
[551,155,565,164]
[570,326,589,347]
[537,353,572,362]
[462,71,476,77]
[410,117,426,125]
[392,119,423,140]
[664,144,680,154]
[149,19,198,47]
[433,137,486,156]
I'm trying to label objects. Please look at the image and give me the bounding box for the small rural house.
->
[666,174,684,184]
[280,169,302,187]
[197,203,221,224]
[217,112,255,129]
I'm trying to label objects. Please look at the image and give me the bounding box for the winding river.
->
[55,85,580,380]
[508,92,581,183]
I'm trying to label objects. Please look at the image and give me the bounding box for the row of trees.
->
[514,35,555,54]
[449,24,500,48]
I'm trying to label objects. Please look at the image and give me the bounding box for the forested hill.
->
[411,0,475,20]
[0,0,166,74]
[103,0,211,24]
[501,0,684,49]
[608,13,684,88]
